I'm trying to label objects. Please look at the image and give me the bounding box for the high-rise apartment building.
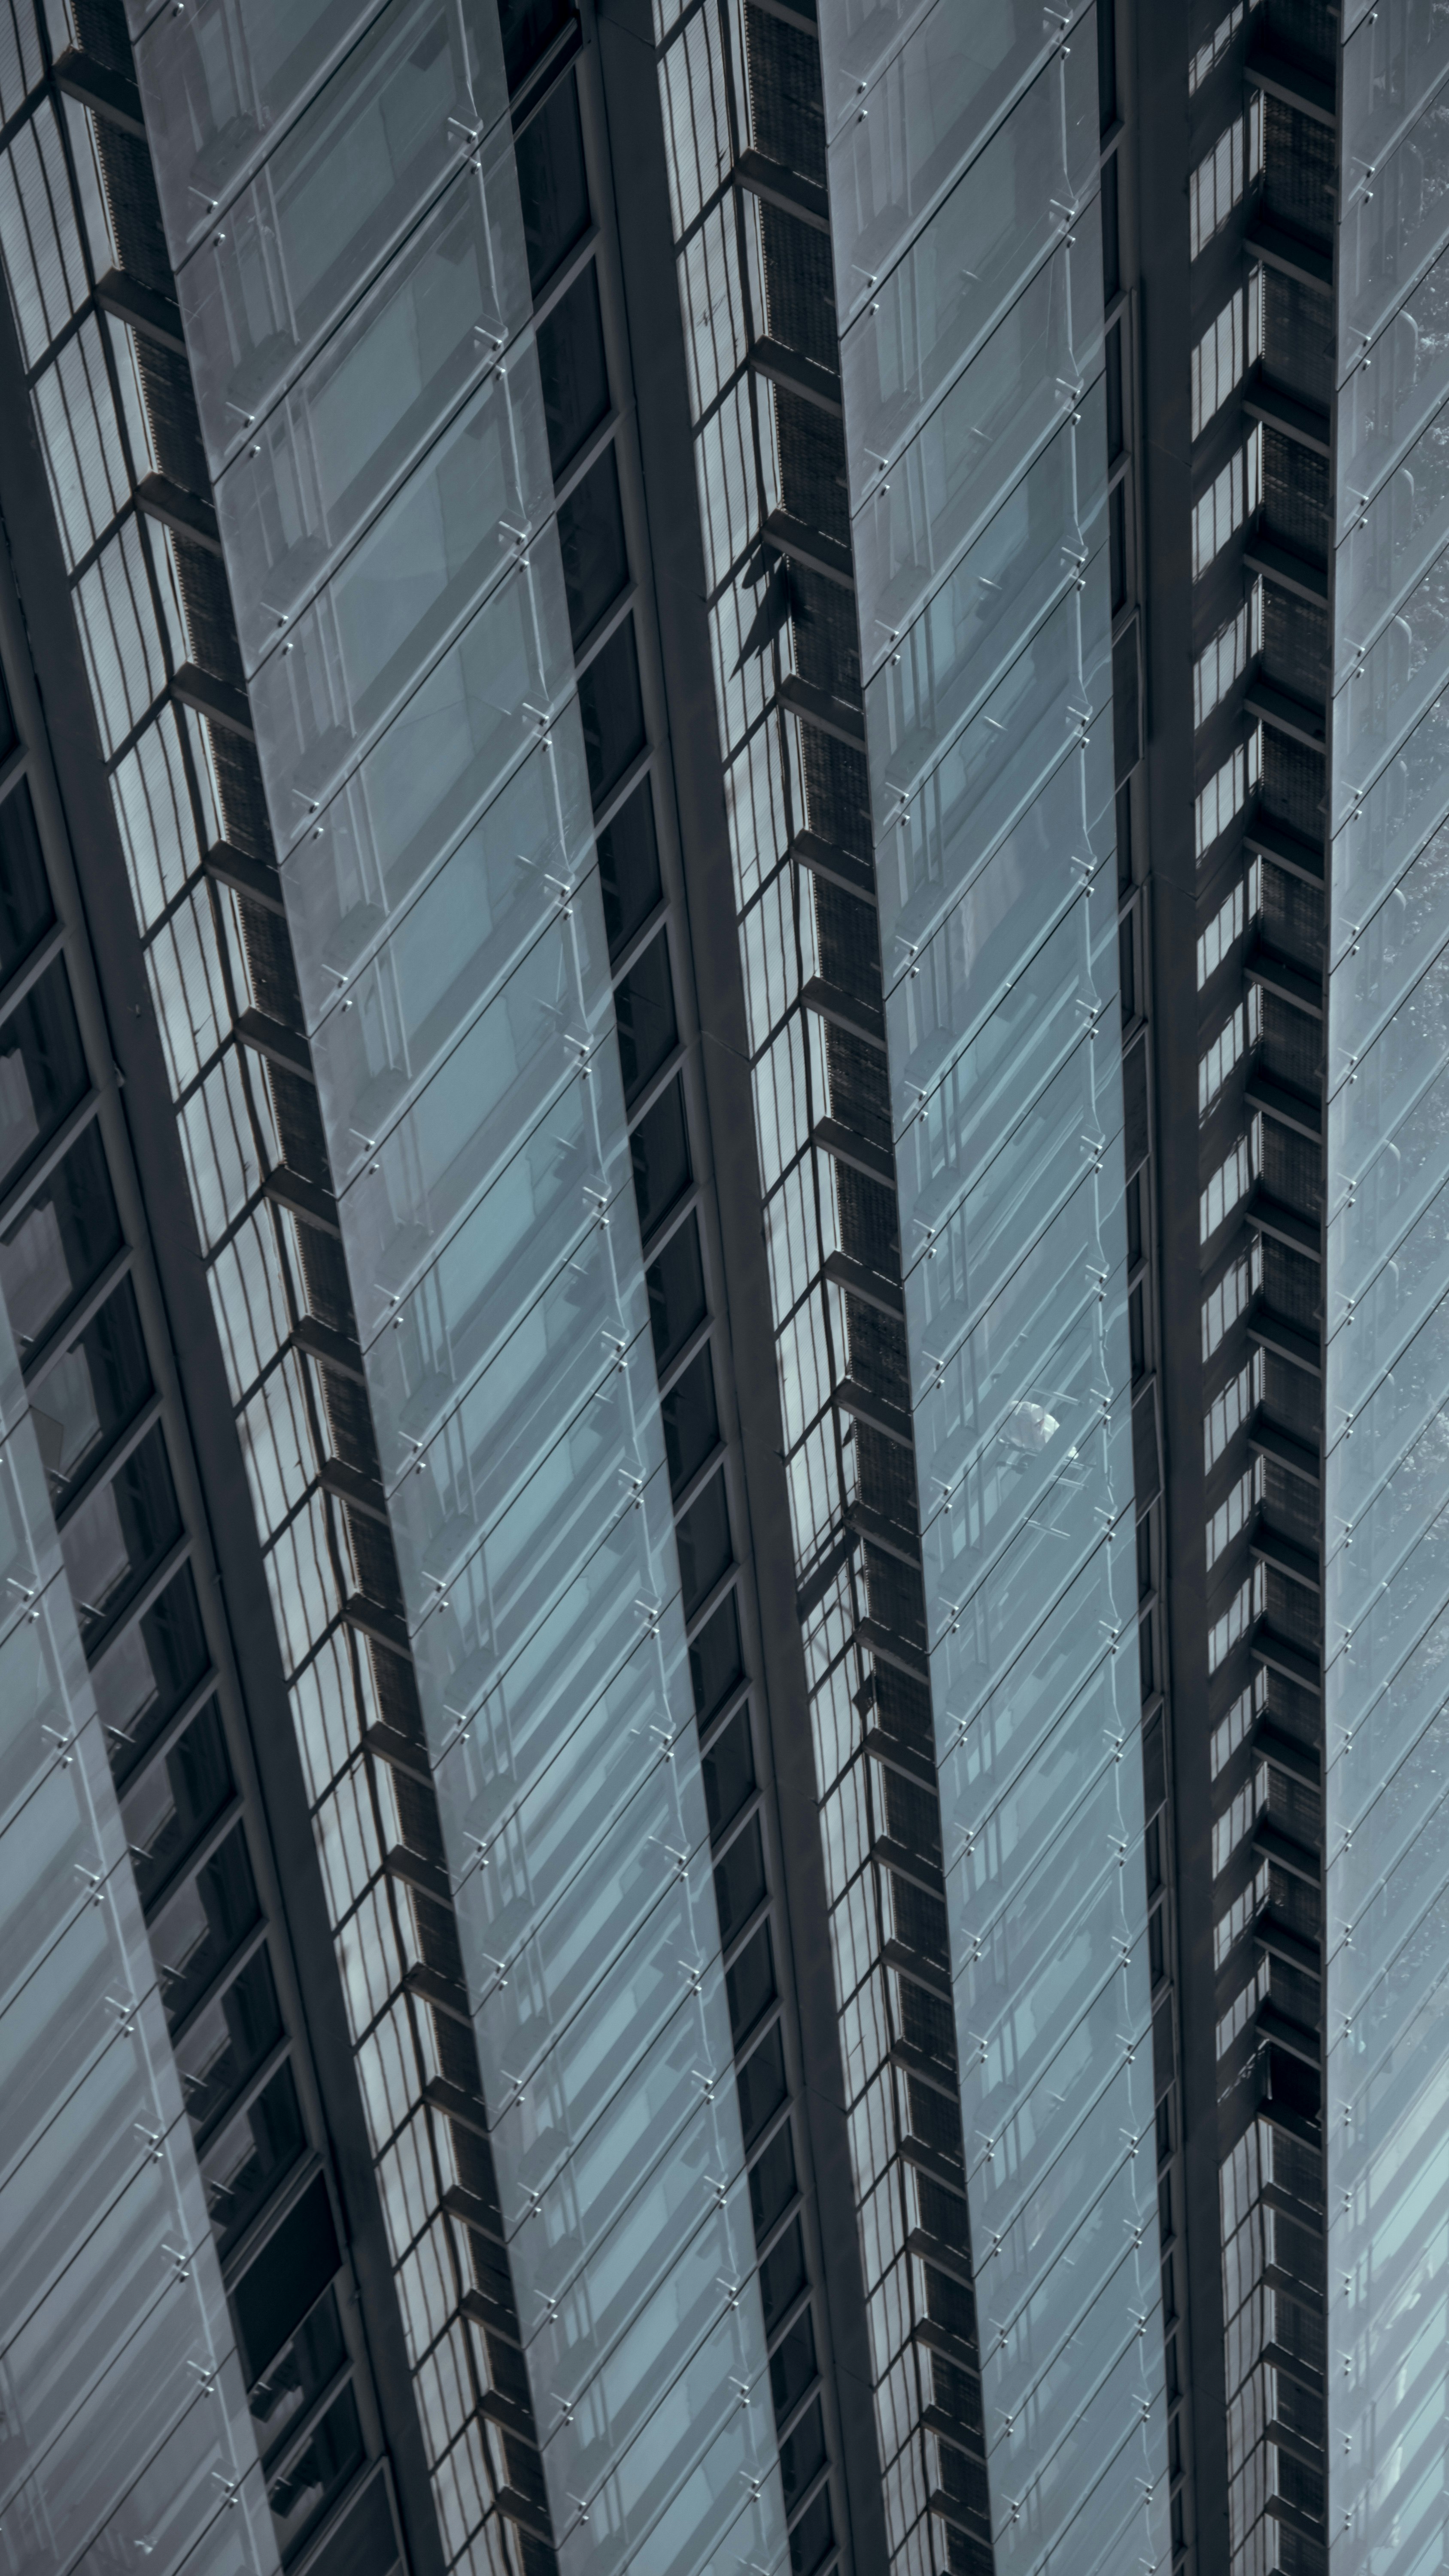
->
[0,0,1443,2570]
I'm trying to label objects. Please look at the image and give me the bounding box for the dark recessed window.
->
[94,1561,211,1782]
[738,2019,787,2145]
[173,1941,284,2141]
[630,1071,690,1239]
[538,261,610,480]
[249,2282,346,2457]
[0,956,88,1199]
[676,1464,730,1616]
[702,1701,754,1841]
[236,2173,343,2391]
[514,72,590,297]
[0,782,53,984]
[616,927,677,1104]
[121,1695,235,1910]
[267,2379,364,2560]
[60,1419,181,1651]
[559,444,629,648]
[578,613,645,807]
[714,1810,766,1948]
[150,1820,261,2027]
[689,1583,742,1719]
[749,2117,797,2241]
[30,1274,151,1502]
[770,2306,818,2424]
[598,780,662,960]
[781,2395,827,2509]
[759,2214,807,2334]
[0,1119,121,1359]
[205,2056,306,2254]
[727,1918,776,2046]
[647,1210,705,1371]
[498,0,572,92]
[663,1339,717,1495]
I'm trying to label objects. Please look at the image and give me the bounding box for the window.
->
[1199,1131,1254,1245]
[268,2382,365,2561]
[662,1339,718,1494]
[29,1275,151,1501]
[497,0,572,92]
[149,1820,261,2025]
[789,2486,835,2574]
[1194,727,1261,859]
[689,1583,743,1717]
[121,1695,235,1907]
[630,1072,690,1238]
[1204,1353,1262,1470]
[237,2175,344,2388]
[647,1209,705,1370]
[1206,1458,1263,1570]
[1190,281,1262,440]
[538,261,611,478]
[714,1811,767,1946]
[0,1119,121,1358]
[727,1920,776,2045]
[203,2057,306,2251]
[1188,102,1263,258]
[514,72,590,296]
[1191,429,1261,579]
[1197,879,1245,988]
[615,927,678,1103]
[0,781,53,982]
[92,1561,211,1778]
[249,2283,347,2454]
[749,2117,797,2238]
[771,2308,818,2421]
[558,445,629,647]
[173,1941,285,2139]
[578,613,646,805]
[1193,583,1261,728]
[60,1419,182,1648]
[676,1465,730,1615]
[702,1702,755,1841]
[598,781,662,958]
[781,2395,827,2508]
[759,2215,807,2332]
[0,956,88,1197]
[738,2019,787,2143]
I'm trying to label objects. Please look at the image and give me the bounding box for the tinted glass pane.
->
[174,1940,284,2140]
[598,778,662,958]
[749,2119,797,2241]
[60,1419,182,1651]
[515,71,589,295]
[498,0,571,89]
[0,957,88,1196]
[578,612,645,805]
[630,1072,690,1239]
[726,1918,775,2045]
[0,782,53,983]
[647,1210,705,1369]
[702,1702,754,1841]
[615,925,678,1103]
[268,2381,364,2560]
[738,2020,787,2145]
[780,2396,826,2511]
[249,2284,347,2455]
[715,1811,766,1947]
[94,1562,211,1781]
[120,1696,235,1909]
[558,444,629,646]
[677,1464,731,1615]
[237,2175,344,2388]
[662,1339,718,1495]
[538,259,610,477]
[689,1584,742,1717]
[204,2057,306,2251]
[759,2215,807,2334]
[770,2307,818,2422]
[788,2480,834,2573]
[30,1275,151,1503]
[0,1120,121,1358]
[150,1820,261,2025]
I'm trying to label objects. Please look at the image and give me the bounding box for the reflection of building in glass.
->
[0,1,1444,2573]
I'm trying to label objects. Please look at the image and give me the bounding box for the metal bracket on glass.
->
[681,1959,705,1994]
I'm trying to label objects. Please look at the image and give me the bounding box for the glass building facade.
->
[12,0,1449,2570]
